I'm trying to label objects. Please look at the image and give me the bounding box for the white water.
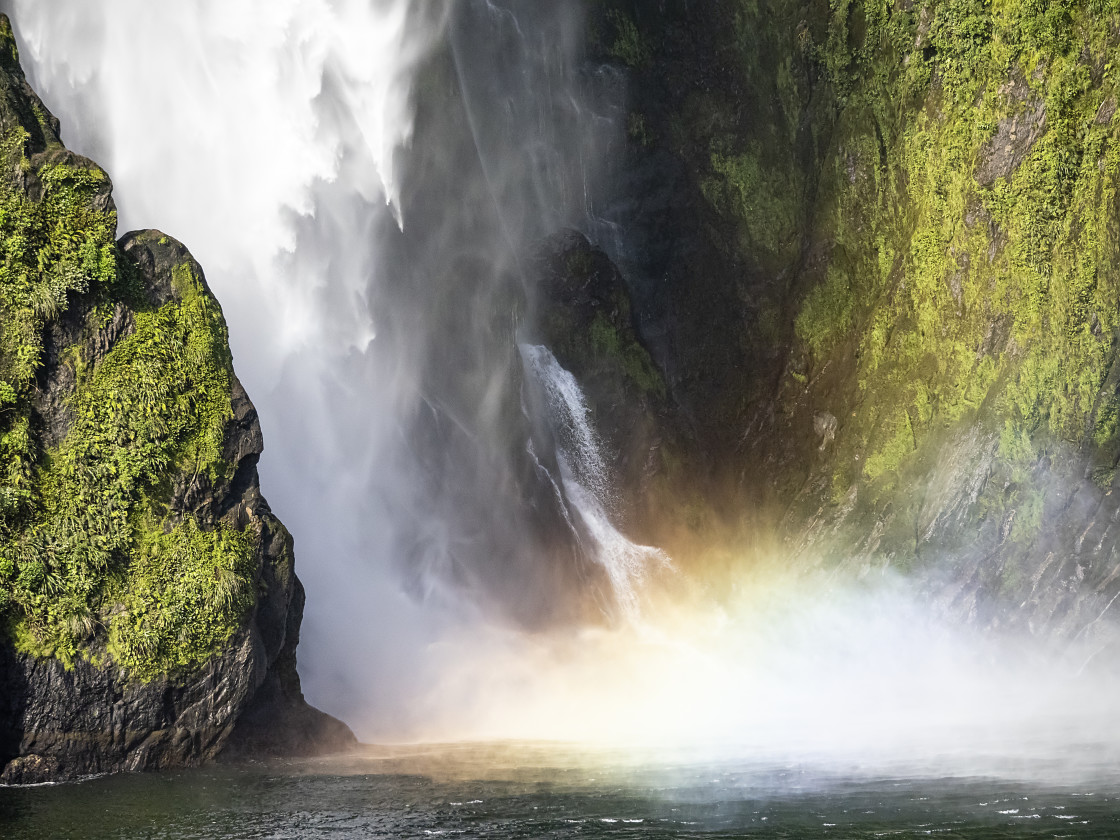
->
[7,0,441,379]
[520,344,668,620]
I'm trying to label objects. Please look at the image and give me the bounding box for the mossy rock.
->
[0,13,351,780]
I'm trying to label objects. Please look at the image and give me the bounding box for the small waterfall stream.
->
[520,344,669,620]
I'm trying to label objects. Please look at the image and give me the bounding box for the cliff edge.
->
[0,15,353,784]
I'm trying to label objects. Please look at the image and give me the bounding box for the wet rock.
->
[2,229,355,782]
[532,230,673,537]
[0,20,353,783]
[814,412,838,451]
[975,78,1047,186]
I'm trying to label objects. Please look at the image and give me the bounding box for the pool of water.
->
[3,742,1120,838]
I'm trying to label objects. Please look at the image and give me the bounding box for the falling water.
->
[520,344,668,619]
[3,0,440,377]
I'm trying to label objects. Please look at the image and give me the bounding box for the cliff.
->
[8,0,1120,783]
[0,16,352,783]
[537,0,1120,645]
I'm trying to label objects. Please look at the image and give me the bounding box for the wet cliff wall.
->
[0,16,352,784]
[544,0,1120,646]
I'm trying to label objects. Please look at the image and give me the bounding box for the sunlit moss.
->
[702,146,802,262]
[106,518,255,681]
[795,265,855,356]
[588,310,665,398]
[783,0,1120,494]
[0,42,256,679]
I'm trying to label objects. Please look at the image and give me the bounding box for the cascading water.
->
[520,344,668,620]
[9,0,1120,779]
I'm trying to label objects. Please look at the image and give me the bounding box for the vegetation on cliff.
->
[0,18,256,680]
[796,0,1120,504]
[577,1,1120,625]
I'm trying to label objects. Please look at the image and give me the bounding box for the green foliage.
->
[606,10,650,69]
[702,146,801,260]
[589,311,665,397]
[786,0,1120,490]
[0,133,118,386]
[0,127,120,540]
[627,111,652,148]
[930,0,993,85]
[863,409,915,481]
[795,265,854,355]
[1,254,250,676]
[0,96,254,678]
[106,518,254,681]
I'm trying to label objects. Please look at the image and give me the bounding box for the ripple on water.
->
[3,744,1120,839]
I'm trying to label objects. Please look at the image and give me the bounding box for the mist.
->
[7,0,1120,780]
[2,0,630,737]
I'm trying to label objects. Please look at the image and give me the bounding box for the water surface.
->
[3,742,1120,838]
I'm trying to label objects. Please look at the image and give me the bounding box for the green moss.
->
[0,133,118,390]
[795,265,855,356]
[2,255,250,675]
[0,124,120,542]
[606,10,650,69]
[627,111,652,148]
[106,518,254,681]
[0,14,19,72]
[863,409,915,481]
[783,0,1120,493]
[589,311,665,398]
[0,94,254,678]
[702,145,801,262]
[1093,399,1120,449]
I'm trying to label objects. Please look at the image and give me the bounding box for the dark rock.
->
[2,227,355,782]
[0,15,59,159]
[532,230,673,537]
[0,18,354,781]
[1095,97,1117,125]
[1,630,261,784]
[220,578,357,760]
[382,38,614,630]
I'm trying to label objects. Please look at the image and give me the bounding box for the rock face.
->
[0,16,352,783]
[531,230,671,537]
[539,0,1120,642]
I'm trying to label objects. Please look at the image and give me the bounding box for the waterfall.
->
[520,344,669,620]
[2,0,631,738]
[8,1,1120,766]
[3,0,442,380]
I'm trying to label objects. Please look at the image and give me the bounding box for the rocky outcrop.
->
[0,16,353,783]
[975,74,1047,187]
[532,230,671,536]
[0,231,355,785]
[567,0,1120,640]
